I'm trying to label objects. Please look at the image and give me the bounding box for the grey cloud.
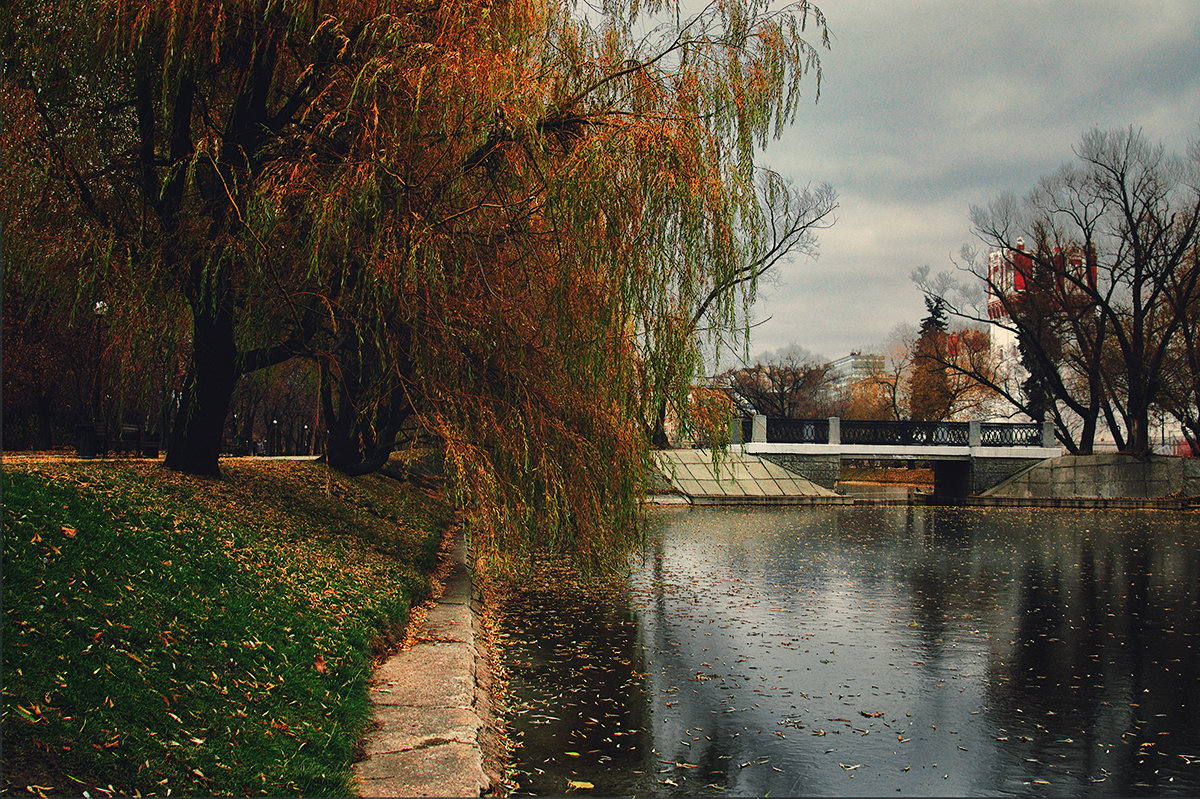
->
[747,0,1200,362]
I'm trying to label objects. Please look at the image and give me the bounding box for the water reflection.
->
[497,507,1200,796]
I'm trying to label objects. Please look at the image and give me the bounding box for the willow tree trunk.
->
[163,299,239,477]
[650,396,670,449]
[320,320,416,477]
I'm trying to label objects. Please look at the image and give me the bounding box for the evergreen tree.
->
[909,297,952,421]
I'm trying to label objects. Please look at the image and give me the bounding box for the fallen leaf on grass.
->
[61,526,76,537]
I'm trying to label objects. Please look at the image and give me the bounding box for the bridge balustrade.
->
[751,417,1049,448]
[840,419,970,446]
[979,422,1042,446]
[766,417,829,444]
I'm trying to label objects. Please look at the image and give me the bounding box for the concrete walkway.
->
[353,530,492,797]
[654,448,847,504]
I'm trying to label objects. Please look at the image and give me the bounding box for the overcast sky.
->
[734,0,1200,366]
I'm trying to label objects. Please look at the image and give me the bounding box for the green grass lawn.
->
[2,457,450,797]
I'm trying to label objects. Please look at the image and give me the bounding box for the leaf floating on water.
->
[566,780,594,790]
[860,711,884,718]
[839,763,862,770]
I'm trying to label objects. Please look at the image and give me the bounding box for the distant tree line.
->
[716,303,1000,425]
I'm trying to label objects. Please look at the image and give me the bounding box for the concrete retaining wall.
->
[984,454,1200,499]
[757,453,841,490]
[971,457,1040,495]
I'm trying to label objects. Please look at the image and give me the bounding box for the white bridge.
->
[737,416,1061,499]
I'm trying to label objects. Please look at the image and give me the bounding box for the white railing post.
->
[752,414,767,443]
[1041,420,1056,448]
[828,416,841,446]
[968,420,981,447]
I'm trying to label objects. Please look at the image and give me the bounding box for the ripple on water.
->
[497,506,1200,797]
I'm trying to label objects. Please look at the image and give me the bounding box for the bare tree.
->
[927,127,1200,455]
[1158,242,1200,453]
[718,352,837,418]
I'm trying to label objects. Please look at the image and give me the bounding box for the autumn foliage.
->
[3,0,829,567]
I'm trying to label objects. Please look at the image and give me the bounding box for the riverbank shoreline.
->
[353,526,500,796]
[1,459,448,797]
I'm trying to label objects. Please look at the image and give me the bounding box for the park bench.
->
[111,423,160,458]
[75,423,109,458]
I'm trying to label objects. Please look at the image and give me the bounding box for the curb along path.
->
[353,528,494,797]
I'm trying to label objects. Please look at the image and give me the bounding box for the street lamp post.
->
[91,301,109,424]
[76,301,110,457]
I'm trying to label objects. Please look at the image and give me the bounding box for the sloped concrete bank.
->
[353,528,499,797]
[653,449,844,503]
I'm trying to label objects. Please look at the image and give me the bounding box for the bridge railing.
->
[766,417,829,444]
[979,421,1042,446]
[751,416,1052,448]
[840,419,969,446]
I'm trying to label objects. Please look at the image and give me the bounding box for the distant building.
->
[985,237,1100,400]
[987,237,1097,322]
[829,351,884,393]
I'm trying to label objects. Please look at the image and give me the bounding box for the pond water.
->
[495,506,1200,797]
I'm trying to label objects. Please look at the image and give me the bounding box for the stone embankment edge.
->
[353,526,496,797]
[646,493,1198,510]
[960,495,1198,510]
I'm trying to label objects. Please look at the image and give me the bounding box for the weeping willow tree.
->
[4,0,830,569]
[638,171,838,447]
